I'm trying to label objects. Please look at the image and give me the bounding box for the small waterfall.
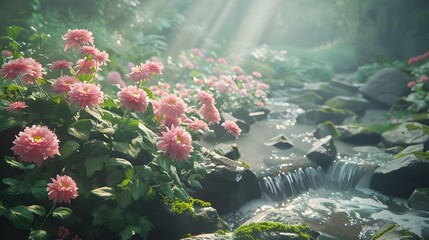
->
[325,160,378,190]
[260,166,325,201]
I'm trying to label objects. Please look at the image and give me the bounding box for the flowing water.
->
[216,99,429,239]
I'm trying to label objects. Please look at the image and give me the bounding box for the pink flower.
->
[252,71,262,78]
[158,94,186,119]
[419,75,428,83]
[128,60,163,83]
[232,66,244,74]
[118,86,149,113]
[7,101,28,113]
[215,81,229,94]
[222,120,241,139]
[62,29,94,51]
[156,125,193,162]
[217,58,228,66]
[188,119,208,132]
[0,57,43,84]
[194,78,204,85]
[191,48,205,58]
[407,81,416,88]
[68,82,104,109]
[50,60,72,71]
[255,89,267,98]
[47,175,78,204]
[52,75,78,94]
[80,46,99,56]
[57,226,71,238]
[257,82,270,90]
[198,104,220,125]
[75,58,99,74]
[206,58,215,64]
[196,90,215,105]
[257,101,265,107]
[107,71,126,87]
[11,125,60,166]
[94,50,110,65]
[2,50,12,58]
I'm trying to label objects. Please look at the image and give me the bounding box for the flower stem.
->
[203,132,227,159]
[39,203,57,230]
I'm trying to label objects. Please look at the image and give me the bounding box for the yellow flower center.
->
[167,99,176,105]
[60,180,70,188]
[32,135,44,142]
[176,135,183,143]
[132,91,140,98]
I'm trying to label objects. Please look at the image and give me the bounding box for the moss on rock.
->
[233,221,311,240]
[165,197,212,215]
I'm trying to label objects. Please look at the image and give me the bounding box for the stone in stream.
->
[296,106,351,125]
[313,121,341,139]
[359,67,411,107]
[381,122,429,148]
[407,187,429,212]
[232,107,256,125]
[336,124,381,145]
[325,96,370,116]
[370,152,429,198]
[306,135,337,171]
[215,143,241,160]
[192,148,261,214]
[263,133,294,150]
[302,82,355,102]
[370,223,423,240]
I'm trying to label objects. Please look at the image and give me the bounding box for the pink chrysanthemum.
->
[118,86,149,113]
[196,90,215,105]
[2,50,12,58]
[419,75,428,83]
[75,58,99,74]
[232,66,244,74]
[62,29,94,51]
[198,104,220,125]
[7,101,28,113]
[50,60,72,71]
[128,60,163,83]
[0,57,43,84]
[217,58,228,66]
[191,48,205,58]
[222,120,242,139]
[189,119,208,132]
[107,71,126,87]
[407,81,416,88]
[11,125,60,166]
[79,46,99,56]
[156,125,193,162]
[52,75,78,94]
[94,50,110,66]
[158,94,186,119]
[215,81,229,94]
[47,175,78,204]
[68,82,104,109]
[252,71,262,78]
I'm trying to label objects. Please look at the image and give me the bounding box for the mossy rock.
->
[283,76,304,88]
[371,223,423,240]
[288,91,323,106]
[296,106,353,125]
[408,187,429,212]
[325,96,369,116]
[314,121,341,139]
[337,124,381,145]
[303,82,354,102]
[381,122,429,148]
[263,78,285,88]
[234,222,313,240]
[240,59,276,78]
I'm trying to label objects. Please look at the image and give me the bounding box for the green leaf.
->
[6,25,23,39]
[120,225,141,240]
[137,123,157,152]
[138,217,153,239]
[60,140,80,160]
[100,97,117,109]
[82,140,110,155]
[0,115,23,133]
[4,156,34,170]
[160,182,174,199]
[154,155,171,172]
[142,87,154,100]
[188,179,203,190]
[135,165,153,181]
[112,141,140,159]
[0,205,9,216]
[96,121,115,135]
[77,73,93,82]
[29,230,48,240]
[68,119,94,140]
[105,157,133,170]
[84,155,105,177]
[120,179,131,189]
[153,172,171,183]
[129,181,148,201]
[91,187,116,200]
[31,180,47,199]
[52,207,72,219]
[115,191,132,208]
[8,205,34,230]
[173,186,190,202]
[27,205,45,216]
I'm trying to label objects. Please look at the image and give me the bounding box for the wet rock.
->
[337,124,381,145]
[296,107,350,125]
[249,108,270,121]
[242,209,320,240]
[385,146,404,155]
[232,107,256,125]
[330,78,361,92]
[283,76,305,88]
[215,143,241,160]
[303,82,354,102]
[235,221,319,240]
[370,152,429,198]
[193,148,261,214]
[407,188,429,212]
[381,122,429,148]
[313,121,340,139]
[325,96,369,116]
[395,144,424,157]
[181,233,234,240]
[306,135,337,171]
[359,68,410,107]
[408,112,429,126]
[263,134,294,150]
[146,199,229,240]
[370,223,423,240]
[287,91,323,108]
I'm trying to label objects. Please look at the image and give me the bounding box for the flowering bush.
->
[0,26,242,239]
[404,50,429,112]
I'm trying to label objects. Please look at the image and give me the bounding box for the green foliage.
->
[233,222,311,240]
[164,197,212,215]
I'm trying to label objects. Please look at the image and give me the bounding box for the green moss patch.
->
[165,197,212,215]
[234,222,311,240]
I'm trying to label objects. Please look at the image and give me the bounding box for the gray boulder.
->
[381,122,429,148]
[306,135,337,171]
[325,96,369,116]
[296,107,351,125]
[215,143,241,160]
[313,121,341,139]
[264,134,294,150]
[370,153,429,198]
[371,224,423,240]
[359,68,410,106]
[407,188,429,212]
[337,124,381,145]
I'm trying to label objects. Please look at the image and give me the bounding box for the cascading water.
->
[324,160,378,190]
